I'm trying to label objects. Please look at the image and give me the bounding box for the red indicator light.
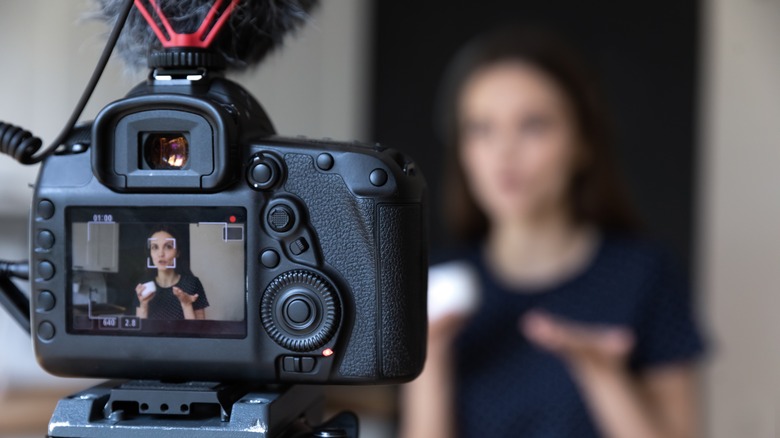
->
[322,348,334,357]
[229,215,236,223]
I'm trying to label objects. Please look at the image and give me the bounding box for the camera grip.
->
[378,204,427,378]
[283,153,427,380]
[284,154,379,378]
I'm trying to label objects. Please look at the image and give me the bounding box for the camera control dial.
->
[261,270,340,352]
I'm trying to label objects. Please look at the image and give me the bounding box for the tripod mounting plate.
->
[47,380,331,437]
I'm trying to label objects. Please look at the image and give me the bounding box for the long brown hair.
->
[438,27,640,242]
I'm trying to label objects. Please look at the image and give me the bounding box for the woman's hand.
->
[172,286,198,305]
[521,311,634,375]
[135,284,153,318]
[135,284,155,303]
[521,310,698,438]
[173,286,198,320]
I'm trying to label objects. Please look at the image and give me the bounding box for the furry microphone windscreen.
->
[94,0,320,72]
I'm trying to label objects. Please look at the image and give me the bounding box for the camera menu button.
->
[37,200,55,220]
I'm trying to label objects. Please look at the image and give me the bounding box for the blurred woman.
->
[401,28,705,438]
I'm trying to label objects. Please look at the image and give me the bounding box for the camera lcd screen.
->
[66,207,247,338]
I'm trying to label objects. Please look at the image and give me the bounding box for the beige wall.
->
[699,0,780,436]
[189,223,245,321]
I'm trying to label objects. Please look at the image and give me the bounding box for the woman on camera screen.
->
[133,225,209,320]
[401,28,706,438]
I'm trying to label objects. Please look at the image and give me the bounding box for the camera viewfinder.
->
[143,133,190,170]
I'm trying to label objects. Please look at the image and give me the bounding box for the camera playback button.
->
[37,321,55,341]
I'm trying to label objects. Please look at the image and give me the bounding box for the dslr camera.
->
[27,48,427,383]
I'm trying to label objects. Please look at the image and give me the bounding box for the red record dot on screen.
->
[229,215,237,223]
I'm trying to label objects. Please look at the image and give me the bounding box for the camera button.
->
[281,356,316,373]
[283,356,297,372]
[248,154,282,190]
[289,237,309,256]
[37,291,55,312]
[267,205,294,233]
[38,261,55,281]
[369,168,388,187]
[286,299,312,324]
[260,249,280,269]
[316,153,334,171]
[301,357,316,373]
[37,230,55,250]
[251,162,273,184]
[37,321,55,341]
[37,200,55,220]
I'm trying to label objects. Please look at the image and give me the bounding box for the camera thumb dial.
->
[261,270,340,352]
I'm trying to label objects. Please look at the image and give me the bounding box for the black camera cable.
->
[0,261,30,333]
[0,0,133,333]
[0,0,134,165]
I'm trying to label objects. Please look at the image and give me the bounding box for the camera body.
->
[29,73,428,383]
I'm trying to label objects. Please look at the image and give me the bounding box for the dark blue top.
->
[133,273,209,320]
[449,235,705,438]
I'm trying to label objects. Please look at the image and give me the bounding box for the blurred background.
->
[0,0,777,436]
